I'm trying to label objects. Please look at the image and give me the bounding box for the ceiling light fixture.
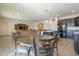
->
[48,7,52,10]
[72,10,75,13]
[57,14,59,17]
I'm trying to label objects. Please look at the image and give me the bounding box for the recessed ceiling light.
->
[48,7,52,10]
[57,14,59,17]
[72,10,75,13]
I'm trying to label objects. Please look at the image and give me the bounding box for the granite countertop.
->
[74,31,79,34]
[14,31,55,45]
[67,27,79,30]
[32,34,54,40]
[20,30,54,40]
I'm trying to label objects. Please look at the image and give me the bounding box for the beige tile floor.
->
[56,38,76,56]
[0,35,15,56]
[0,35,77,56]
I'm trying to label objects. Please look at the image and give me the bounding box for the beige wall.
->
[35,17,58,31]
[0,18,35,35]
[50,17,58,31]
[0,19,8,35]
[7,19,35,34]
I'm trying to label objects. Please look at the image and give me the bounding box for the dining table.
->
[31,34,55,56]
[13,31,56,56]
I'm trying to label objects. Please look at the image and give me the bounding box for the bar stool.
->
[12,33,33,56]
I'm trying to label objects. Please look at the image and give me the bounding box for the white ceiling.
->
[0,3,79,22]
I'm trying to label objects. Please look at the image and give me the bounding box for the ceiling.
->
[0,3,79,22]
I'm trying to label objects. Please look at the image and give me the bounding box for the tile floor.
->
[16,38,77,56]
[57,38,76,56]
[0,36,78,56]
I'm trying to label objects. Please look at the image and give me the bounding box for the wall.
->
[35,17,58,31]
[7,19,35,34]
[0,19,8,35]
[50,17,58,31]
[0,18,35,35]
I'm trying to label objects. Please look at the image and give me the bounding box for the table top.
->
[32,34,54,40]
[13,31,55,45]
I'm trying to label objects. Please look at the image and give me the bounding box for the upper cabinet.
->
[75,17,79,26]
[58,18,75,27]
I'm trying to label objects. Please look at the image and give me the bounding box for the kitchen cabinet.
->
[74,31,79,54]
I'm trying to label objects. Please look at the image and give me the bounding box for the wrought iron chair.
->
[36,38,56,56]
[12,33,33,56]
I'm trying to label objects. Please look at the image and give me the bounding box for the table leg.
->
[33,38,37,56]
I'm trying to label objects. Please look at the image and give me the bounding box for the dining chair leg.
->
[33,38,37,56]
[56,40,59,56]
[28,47,32,56]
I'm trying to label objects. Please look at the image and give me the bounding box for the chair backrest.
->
[12,30,33,45]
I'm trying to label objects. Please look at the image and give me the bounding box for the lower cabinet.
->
[66,30,74,39]
[74,33,79,54]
